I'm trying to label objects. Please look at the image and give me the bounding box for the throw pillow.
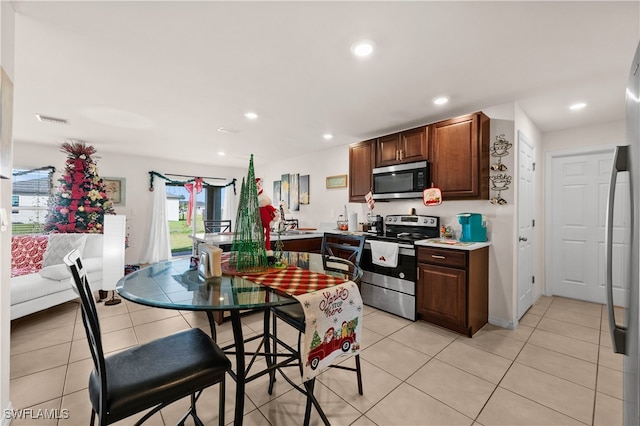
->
[11,234,49,271]
[42,234,88,268]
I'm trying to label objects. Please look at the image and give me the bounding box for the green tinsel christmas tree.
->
[229,155,268,272]
[44,142,116,233]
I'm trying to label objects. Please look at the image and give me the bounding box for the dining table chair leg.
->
[356,355,363,395]
[302,378,330,426]
[265,309,277,395]
[206,311,217,341]
[230,310,245,426]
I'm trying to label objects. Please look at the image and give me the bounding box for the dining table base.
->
[214,309,330,426]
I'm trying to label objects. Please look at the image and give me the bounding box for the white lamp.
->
[102,215,126,304]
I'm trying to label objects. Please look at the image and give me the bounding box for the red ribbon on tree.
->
[184,177,203,226]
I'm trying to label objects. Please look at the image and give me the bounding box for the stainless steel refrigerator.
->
[607,40,640,425]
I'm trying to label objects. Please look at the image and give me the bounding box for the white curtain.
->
[140,178,171,263]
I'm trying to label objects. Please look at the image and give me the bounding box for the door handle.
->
[605,145,629,354]
[518,236,527,242]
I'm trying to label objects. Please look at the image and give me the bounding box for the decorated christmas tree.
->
[44,141,116,233]
[310,329,321,349]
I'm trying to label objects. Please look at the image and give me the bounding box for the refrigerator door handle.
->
[605,144,629,354]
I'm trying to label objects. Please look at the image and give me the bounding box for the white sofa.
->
[10,233,104,320]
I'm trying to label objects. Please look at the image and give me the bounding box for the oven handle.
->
[364,241,415,256]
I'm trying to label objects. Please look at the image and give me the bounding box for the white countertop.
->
[414,238,492,251]
[189,231,325,245]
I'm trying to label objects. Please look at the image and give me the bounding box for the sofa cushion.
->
[11,269,103,306]
[11,234,49,274]
[83,234,104,258]
[42,234,88,268]
[39,258,103,281]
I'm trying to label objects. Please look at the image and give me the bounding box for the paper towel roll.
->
[348,212,358,231]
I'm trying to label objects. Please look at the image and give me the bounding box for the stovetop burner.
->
[365,214,440,245]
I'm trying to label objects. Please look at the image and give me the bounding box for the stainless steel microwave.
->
[372,161,430,200]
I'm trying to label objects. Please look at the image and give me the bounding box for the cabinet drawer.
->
[418,247,466,268]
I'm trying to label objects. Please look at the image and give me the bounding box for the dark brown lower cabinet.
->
[417,246,488,337]
[271,237,322,253]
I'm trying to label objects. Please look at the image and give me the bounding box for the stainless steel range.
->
[360,214,439,320]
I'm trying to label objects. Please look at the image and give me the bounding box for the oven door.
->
[361,242,416,282]
[361,241,416,320]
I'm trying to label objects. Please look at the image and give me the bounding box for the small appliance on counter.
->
[366,214,384,236]
[457,213,487,242]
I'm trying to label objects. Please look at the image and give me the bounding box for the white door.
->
[517,131,535,319]
[548,147,629,305]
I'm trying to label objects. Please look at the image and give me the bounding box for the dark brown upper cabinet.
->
[375,126,429,168]
[348,139,375,202]
[429,112,489,200]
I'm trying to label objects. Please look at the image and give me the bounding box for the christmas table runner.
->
[221,252,347,296]
[294,280,363,381]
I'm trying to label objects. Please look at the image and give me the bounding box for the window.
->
[11,167,55,234]
[165,182,224,255]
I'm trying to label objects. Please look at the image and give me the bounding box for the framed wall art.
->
[103,177,126,206]
[290,173,299,211]
[326,174,347,189]
[280,174,290,208]
[273,180,281,205]
[299,174,309,204]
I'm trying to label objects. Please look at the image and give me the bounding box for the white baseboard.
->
[489,315,517,330]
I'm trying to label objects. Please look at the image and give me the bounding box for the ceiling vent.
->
[35,114,69,125]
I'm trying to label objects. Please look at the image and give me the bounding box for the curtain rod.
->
[165,173,227,181]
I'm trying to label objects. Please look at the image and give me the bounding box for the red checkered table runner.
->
[220,253,347,296]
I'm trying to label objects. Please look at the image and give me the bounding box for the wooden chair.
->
[268,233,366,425]
[204,219,232,233]
[63,249,231,426]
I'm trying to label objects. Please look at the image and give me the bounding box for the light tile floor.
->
[9,295,624,425]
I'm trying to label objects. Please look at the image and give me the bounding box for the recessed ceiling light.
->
[351,41,375,57]
[218,151,226,156]
[35,114,69,125]
[244,112,258,119]
[569,102,587,110]
[433,97,449,105]
[323,133,333,140]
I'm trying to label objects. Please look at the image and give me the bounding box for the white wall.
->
[259,144,351,229]
[13,142,246,264]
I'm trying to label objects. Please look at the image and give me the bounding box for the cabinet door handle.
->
[519,236,527,242]
[431,255,445,259]
[399,150,403,161]
[395,150,399,161]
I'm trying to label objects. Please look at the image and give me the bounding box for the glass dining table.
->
[116,251,362,426]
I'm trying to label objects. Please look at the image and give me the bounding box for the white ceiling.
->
[11,1,640,168]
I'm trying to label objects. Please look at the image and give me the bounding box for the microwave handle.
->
[605,145,629,354]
